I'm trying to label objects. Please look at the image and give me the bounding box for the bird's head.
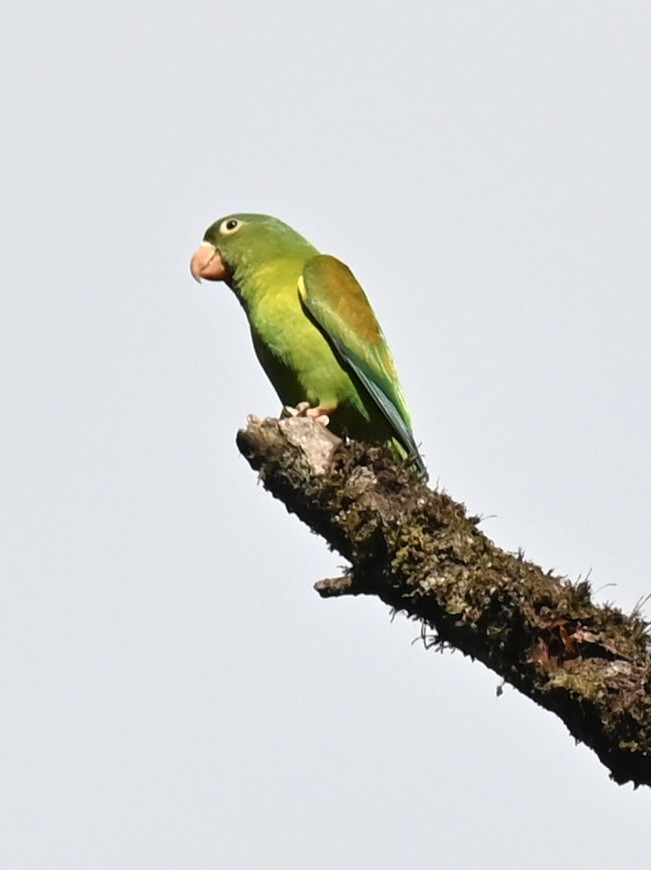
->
[190,213,315,284]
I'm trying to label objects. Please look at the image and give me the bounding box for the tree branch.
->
[236,416,651,788]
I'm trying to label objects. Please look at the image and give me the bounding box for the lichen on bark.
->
[236,416,651,788]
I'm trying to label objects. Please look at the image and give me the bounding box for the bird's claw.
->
[281,401,311,418]
[307,410,330,427]
[281,402,331,428]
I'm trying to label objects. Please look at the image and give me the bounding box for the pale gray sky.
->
[2,1,650,867]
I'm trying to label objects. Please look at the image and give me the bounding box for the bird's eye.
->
[220,218,243,235]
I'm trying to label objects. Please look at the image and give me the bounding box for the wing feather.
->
[299,255,425,475]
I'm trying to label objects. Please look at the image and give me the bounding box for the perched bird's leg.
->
[281,402,334,427]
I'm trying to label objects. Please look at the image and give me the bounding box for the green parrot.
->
[190,213,426,477]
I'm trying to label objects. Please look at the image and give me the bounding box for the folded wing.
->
[299,255,426,476]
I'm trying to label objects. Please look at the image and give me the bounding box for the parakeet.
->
[190,213,426,477]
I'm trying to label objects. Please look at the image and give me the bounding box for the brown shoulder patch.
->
[302,255,383,346]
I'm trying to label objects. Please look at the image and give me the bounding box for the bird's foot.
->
[281,402,333,427]
[281,401,311,418]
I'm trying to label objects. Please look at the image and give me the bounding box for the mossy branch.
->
[236,416,651,788]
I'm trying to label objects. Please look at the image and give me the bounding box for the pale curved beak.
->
[190,241,228,282]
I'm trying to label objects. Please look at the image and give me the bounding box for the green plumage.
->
[195,213,426,476]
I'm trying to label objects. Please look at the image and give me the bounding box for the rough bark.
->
[236,416,651,788]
